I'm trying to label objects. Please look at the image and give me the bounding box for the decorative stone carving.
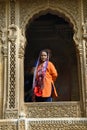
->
[8,24,17,43]
[18,0,86,118]
[83,0,87,21]
[18,118,26,130]
[0,2,6,29]
[5,111,18,119]
[19,31,26,58]
[0,28,8,57]
[9,0,16,24]
[19,0,80,44]
[82,19,87,117]
[0,118,87,130]
[24,102,81,118]
[27,118,87,130]
[0,120,17,130]
[82,19,87,40]
[0,0,86,122]
[7,24,19,110]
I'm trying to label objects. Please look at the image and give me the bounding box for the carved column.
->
[73,30,86,117]
[3,0,20,118]
[82,20,87,117]
[78,43,86,117]
[0,30,2,118]
[4,24,20,118]
[0,29,8,119]
[1,22,26,119]
[0,1,6,119]
[0,30,4,118]
[18,31,26,117]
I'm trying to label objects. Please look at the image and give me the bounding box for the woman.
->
[32,49,58,102]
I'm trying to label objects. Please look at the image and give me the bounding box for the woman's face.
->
[40,51,48,62]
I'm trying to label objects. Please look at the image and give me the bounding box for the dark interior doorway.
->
[24,13,80,102]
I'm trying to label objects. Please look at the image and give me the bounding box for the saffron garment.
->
[34,61,58,98]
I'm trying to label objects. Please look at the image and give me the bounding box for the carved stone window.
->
[24,13,80,102]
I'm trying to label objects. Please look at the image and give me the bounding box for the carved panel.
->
[5,111,18,119]
[19,0,81,48]
[83,0,87,21]
[27,118,87,130]
[0,120,17,130]
[7,25,18,109]
[18,32,26,58]
[9,43,16,108]
[9,0,16,24]
[18,119,26,130]
[0,118,87,130]
[20,1,80,28]
[24,102,81,118]
[0,2,6,29]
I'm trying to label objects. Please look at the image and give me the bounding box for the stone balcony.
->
[1,101,87,130]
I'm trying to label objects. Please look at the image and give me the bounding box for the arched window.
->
[24,13,79,102]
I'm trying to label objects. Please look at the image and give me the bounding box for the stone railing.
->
[0,118,87,130]
[24,101,81,118]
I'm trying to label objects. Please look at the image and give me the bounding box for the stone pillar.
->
[0,29,8,119]
[4,24,20,119]
[78,43,86,117]
[18,31,26,117]
[73,23,86,116]
[82,19,87,117]
[1,23,26,119]
[73,21,87,117]
[0,30,4,118]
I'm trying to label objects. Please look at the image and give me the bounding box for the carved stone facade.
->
[0,0,87,129]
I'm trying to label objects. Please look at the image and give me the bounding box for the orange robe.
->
[37,61,58,98]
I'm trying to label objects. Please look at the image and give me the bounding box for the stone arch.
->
[21,7,79,48]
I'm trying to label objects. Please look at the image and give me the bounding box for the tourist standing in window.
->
[32,49,58,102]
